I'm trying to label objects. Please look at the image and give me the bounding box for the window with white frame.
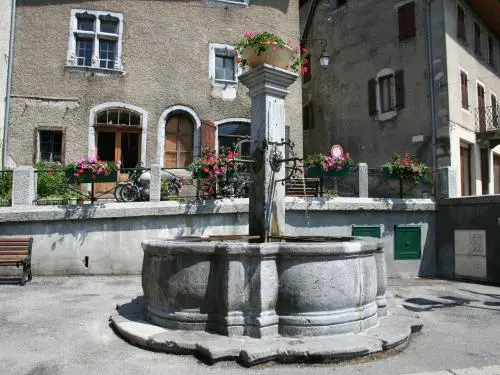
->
[209,43,240,85]
[209,43,238,85]
[218,122,251,156]
[368,69,405,120]
[66,9,124,71]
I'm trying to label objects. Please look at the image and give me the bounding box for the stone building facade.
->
[301,0,500,196]
[5,0,302,171]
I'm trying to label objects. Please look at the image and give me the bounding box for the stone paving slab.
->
[109,300,422,367]
[403,365,500,375]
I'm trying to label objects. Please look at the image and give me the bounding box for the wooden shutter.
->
[395,70,405,110]
[461,72,469,110]
[200,120,216,150]
[368,79,377,116]
[303,103,314,130]
[398,2,416,40]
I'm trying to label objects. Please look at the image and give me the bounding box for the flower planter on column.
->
[242,45,296,70]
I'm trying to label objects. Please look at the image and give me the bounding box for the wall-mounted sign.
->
[330,145,344,158]
[412,135,424,143]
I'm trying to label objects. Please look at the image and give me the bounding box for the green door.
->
[352,226,381,238]
[394,226,421,260]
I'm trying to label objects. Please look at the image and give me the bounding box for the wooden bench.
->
[285,178,320,197]
[0,237,33,285]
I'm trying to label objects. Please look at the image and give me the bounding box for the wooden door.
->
[164,116,194,168]
[96,130,140,193]
[460,145,471,196]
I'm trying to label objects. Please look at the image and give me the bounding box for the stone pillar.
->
[358,163,368,198]
[239,65,298,242]
[12,166,36,206]
[149,164,161,202]
[437,166,457,198]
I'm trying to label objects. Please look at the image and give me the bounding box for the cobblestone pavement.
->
[0,276,499,375]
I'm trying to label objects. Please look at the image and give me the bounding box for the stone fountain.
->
[110,65,421,366]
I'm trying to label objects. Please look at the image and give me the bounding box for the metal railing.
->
[475,105,500,133]
[0,170,13,207]
[368,168,433,198]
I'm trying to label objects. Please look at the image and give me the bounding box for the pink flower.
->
[236,57,241,63]
[231,49,238,56]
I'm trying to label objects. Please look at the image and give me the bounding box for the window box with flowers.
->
[65,157,118,184]
[380,152,431,184]
[304,152,354,177]
[234,32,309,76]
[188,147,239,198]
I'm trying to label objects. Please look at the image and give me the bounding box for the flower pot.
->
[66,170,117,184]
[242,44,296,70]
[307,166,350,177]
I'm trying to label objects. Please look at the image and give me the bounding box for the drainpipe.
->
[426,0,437,175]
[2,0,16,168]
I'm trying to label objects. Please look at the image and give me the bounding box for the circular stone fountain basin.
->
[141,236,387,338]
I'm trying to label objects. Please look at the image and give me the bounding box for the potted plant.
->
[188,147,239,198]
[381,152,432,184]
[65,157,117,184]
[234,31,309,75]
[304,152,354,177]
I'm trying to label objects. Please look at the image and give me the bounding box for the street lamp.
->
[301,38,329,69]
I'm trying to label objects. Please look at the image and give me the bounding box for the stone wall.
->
[7,0,303,167]
[436,195,500,283]
[0,197,436,277]
[302,0,435,166]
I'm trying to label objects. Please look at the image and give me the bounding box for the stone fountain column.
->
[239,64,298,242]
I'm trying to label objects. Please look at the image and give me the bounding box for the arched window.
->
[94,108,142,168]
[165,115,194,168]
[218,122,251,157]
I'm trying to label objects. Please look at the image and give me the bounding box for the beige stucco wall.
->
[444,0,500,195]
[0,0,13,167]
[8,0,302,167]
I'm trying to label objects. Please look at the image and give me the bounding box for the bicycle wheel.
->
[120,184,139,202]
[114,183,127,202]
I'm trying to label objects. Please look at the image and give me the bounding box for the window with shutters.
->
[477,83,486,131]
[66,9,123,72]
[398,2,416,41]
[457,5,466,42]
[488,35,496,68]
[474,22,482,57]
[368,68,405,121]
[302,52,312,83]
[460,70,469,110]
[492,93,498,129]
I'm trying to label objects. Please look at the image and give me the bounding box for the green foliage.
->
[381,153,432,184]
[36,163,70,198]
[0,170,13,204]
[304,151,354,171]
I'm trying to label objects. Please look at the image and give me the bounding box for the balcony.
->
[475,106,500,147]
[465,0,500,36]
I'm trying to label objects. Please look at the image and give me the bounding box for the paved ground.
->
[1,276,499,375]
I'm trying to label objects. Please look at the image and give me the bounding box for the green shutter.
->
[352,226,381,238]
[394,226,421,260]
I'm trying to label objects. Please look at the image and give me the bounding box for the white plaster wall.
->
[0,0,13,167]
[444,0,500,196]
